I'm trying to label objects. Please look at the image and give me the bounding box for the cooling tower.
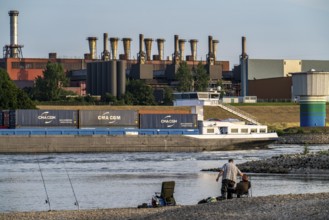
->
[189,39,198,61]
[87,37,98,60]
[122,38,132,60]
[156,38,165,61]
[110,37,119,60]
[144,38,153,61]
[179,39,186,61]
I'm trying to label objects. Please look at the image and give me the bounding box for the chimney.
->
[138,34,145,64]
[110,37,119,60]
[122,38,132,60]
[242,36,247,58]
[87,37,98,60]
[144,38,153,61]
[6,10,24,58]
[156,38,165,61]
[179,39,186,61]
[207,35,214,65]
[189,39,198,61]
[101,33,110,61]
[208,35,213,55]
[212,39,219,61]
[173,35,180,64]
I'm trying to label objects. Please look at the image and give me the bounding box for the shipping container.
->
[78,110,139,128]
[0,111,3,128]
[139,114,198,129]
[12,110,78,128]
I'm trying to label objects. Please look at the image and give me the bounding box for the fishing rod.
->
[37,157,51,211]
[63,162,80,210]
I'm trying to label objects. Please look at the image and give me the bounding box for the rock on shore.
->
[2,193,329,220]
[238,150,329,174]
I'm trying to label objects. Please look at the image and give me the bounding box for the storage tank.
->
[292,70,329,127]
[11,110,78,128]
[139,114,197,129]
[117,60,126,98]
[79,110,138,128]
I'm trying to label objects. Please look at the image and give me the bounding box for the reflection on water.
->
[1,144,329,212]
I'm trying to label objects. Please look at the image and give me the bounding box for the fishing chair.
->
[152,181,176,207]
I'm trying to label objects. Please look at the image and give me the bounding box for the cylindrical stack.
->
[144,38,153,61]
[110,37,119,60]
[122,38,132,60]
[212,40,219,61]
[173,35,180,64]
[102,33,110,61]
[117,61,127,98]
[139,34,144,54]
[9,10,19,45]
[189,39,198,61]
[156,38,165,61]
[9,10,19,57]
[87,37,98,60]
[179,39,186,61]
[208,35,213,55]
[242,36,247,58]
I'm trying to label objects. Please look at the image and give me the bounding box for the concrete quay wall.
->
[0,135,273,153]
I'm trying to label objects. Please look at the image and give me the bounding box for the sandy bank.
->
[1,193,329,220]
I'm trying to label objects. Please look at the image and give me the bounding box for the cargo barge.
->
[0,109,278,153]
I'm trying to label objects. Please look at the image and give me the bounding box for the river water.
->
[1,144,329,212]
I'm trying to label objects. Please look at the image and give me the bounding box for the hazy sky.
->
[1,0,328,68]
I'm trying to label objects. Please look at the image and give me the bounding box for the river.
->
[1,144,329,212]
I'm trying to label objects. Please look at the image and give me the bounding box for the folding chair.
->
[152,181,176,207]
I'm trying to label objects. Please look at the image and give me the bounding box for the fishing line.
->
[37,157,51,211]
[63,162,80,210]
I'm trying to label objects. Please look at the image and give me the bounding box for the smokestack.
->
[101,33,110,61]
[7,10,24,58]
[207,35,214,65]
[242,36,247,58]
[189,39,198,61]
[144,38,153,61]
[156,38,165,61]
[9,10,19,46]
[138,34,145,64]
[208,35,213,55]
[173,35,180,64]
[212,39,219,61]
[122,38,132,60]
[87,37,98,60]
[179,39,186,61]
[110,37,119,60]
[174,35,179,54]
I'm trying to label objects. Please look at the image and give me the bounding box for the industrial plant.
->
[1,10,329,105]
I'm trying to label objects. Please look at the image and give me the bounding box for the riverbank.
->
[275,133,329,145]
[2,192,329,220]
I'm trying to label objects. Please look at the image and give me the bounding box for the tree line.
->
[0,61,213,109]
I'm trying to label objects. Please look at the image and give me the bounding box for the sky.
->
[1,0,328,68]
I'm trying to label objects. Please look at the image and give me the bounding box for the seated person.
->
[228,174,251,198]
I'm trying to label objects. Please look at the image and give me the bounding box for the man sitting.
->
[231,174,251,198]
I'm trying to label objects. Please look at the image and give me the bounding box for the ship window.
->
[207,128,215,134]
[250,128,257,133]
[260,129,266,133]
[241,128,248,133]
[231,128,238,133]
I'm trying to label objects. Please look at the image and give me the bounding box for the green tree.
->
[33,62,69,101]
[193,62,209,91]
[175,61,193,92]
[163,87,173,105]
[0,68,36,109]
[125,80,155,105]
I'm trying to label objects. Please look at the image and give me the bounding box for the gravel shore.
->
[2,192,329,220]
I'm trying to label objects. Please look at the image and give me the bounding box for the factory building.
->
[246,59,329,101]
[86,33,229,100]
